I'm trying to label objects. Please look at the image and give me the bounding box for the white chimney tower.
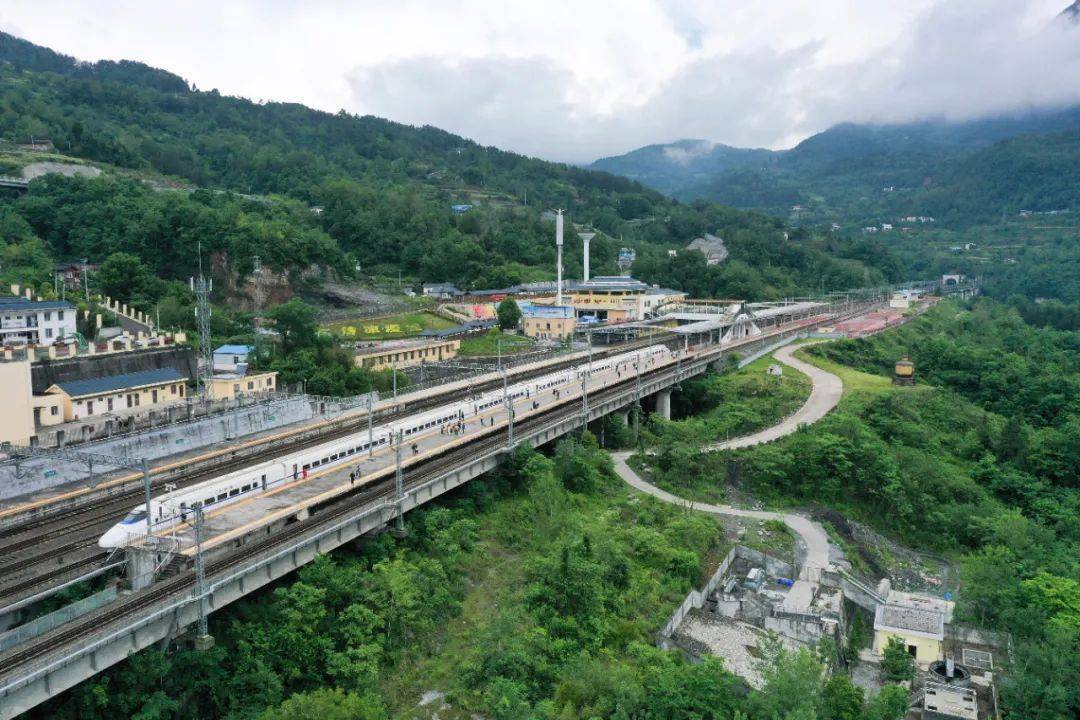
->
[555,210,564,306]
[578,232,595,282]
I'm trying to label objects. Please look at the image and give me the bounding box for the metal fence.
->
[0,587,118,653]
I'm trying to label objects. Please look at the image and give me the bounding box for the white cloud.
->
[663,141,716,165]
[1,1,1078,162]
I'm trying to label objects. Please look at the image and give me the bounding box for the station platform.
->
[0,343,604,520]
[143,348,673,556]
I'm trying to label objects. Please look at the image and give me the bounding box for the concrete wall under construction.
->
[0,397,313,502]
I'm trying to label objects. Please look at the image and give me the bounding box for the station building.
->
[520,304,575,341]
[353,338,460,371]
[43,367,189,422]
[208,368,278,401]
[533,276,686,323]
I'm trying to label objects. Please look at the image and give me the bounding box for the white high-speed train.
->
[98,344,675,548]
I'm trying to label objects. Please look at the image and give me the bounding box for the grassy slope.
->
[456,331,534,357]
[322,311,457,340]
[634,353,814,506]
[381,480,727,717]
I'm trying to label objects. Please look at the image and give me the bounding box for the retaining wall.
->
[0,398,313,501]
[31,346,197,394]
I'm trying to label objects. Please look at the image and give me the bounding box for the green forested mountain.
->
[589,109,1080,227]
[0,31,901,308]
[590,139,779,196]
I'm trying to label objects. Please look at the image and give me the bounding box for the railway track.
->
[0,337,668,605]
[0,302,891,701]
[0,551,107,601]
[0,355,683,676]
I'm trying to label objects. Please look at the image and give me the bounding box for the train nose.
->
[98,526,130,549]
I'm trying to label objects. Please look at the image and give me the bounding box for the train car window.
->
[217,493,227,501]
[205,497,214,506]
[303,463,310,471]
[229,488,239,497]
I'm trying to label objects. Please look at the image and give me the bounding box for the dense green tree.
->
[267,298,317,354]
[753,636,826,720]
[866,685,911,720]
[95,251,160,305]
[881,636,914,682]
[821,674,866,720]
[258,688,387,720]
[496,297,522,330]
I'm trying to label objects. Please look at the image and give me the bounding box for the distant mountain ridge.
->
[0,29,906,300]
[590,139,778,195]
[588,106,1080,226]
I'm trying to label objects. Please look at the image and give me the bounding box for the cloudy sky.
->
[3,0,1079,162]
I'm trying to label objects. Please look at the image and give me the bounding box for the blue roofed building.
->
[213,344,254,372]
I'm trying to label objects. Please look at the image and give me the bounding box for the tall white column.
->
[556,209,564,306]
[579,232,595,282]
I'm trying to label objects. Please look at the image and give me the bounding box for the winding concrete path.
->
[611,342,843,581]
[703,342,843,452]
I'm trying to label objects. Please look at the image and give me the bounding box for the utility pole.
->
[497,337,502,371]
[193,501,210,644]
[141,457,153,545]
[581,373,589,424]
[582,330,592,422]
[367,393,374,456]
[634,352,642,443]
[394,429,404,532]
[501,368,514,448]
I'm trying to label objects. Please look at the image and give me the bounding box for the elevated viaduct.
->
[0,295,888,717]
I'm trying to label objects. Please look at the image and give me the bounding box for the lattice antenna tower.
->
[251,255,266,363]
[251,255,266,317]
[191,241,213,398]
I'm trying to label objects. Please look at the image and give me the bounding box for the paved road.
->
[611,343,842,581]
[704,342,843,452]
